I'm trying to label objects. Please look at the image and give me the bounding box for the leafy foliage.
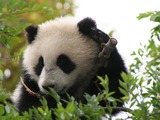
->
[0,76,118,120]
[128,11,160,119]
[0,0,43,46]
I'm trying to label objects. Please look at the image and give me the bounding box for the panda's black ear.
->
[25,25,38,44]
[78,17,110,43]
[77,17,97,35]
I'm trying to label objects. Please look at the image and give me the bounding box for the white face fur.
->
[23,17,100,94]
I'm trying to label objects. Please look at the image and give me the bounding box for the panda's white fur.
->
[11,16,127,116]
[12,17,100,104]
[24,17,99,94]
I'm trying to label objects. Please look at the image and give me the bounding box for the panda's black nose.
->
[42,85,55,91]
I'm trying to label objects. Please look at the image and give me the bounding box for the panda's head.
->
[23,16,110,95]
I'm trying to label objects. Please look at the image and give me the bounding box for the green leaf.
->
[121,96,130,101]
[107,96,115,102]
[137,12,153,20]
[5,105,11,113]
[150,12,160,22]
[48,88,60,103]
[66,101,75,113]
[38,107,44,115]
[131,51,136,56]
[105,91,115,98]
[119,87,128,96]
[119,80,127,90]
[98,75,109,94]
[0,105,5,115]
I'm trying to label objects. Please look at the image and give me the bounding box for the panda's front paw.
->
[96,38,117,68]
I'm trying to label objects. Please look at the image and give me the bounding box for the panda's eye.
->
[34,56,44,76]
[57,54,76,74]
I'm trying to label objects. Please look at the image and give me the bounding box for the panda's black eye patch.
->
[57,54,76,74]
[34,56,44,76]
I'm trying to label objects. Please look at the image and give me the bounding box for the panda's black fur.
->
[11,17,127,118]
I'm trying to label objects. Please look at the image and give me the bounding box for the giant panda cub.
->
[11,16,127,117]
